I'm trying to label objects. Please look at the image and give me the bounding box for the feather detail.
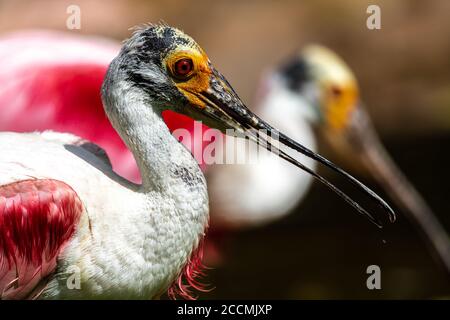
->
[0,179,83,299]
[167,236,212,300]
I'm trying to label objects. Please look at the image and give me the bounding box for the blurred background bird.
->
[207,44,450,272]
[0,0,449,299]
[206,45,450,285]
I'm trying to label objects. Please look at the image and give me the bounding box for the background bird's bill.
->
[322,105,450,273]
[183,66,396,228]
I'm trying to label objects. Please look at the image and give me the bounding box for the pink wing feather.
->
[0,179,83,299]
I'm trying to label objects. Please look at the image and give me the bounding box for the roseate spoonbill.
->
[208,45,450,273]
[0,30,208,184]
[0,25,395,299]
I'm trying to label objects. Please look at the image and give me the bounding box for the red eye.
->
[174,58,193,77]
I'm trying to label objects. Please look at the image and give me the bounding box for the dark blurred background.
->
[1,0,449,298]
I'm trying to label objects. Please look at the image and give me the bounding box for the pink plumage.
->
[0,179,82,299]
[168,238,210,300]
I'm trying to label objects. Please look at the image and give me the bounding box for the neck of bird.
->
[104,80,202,194]
[73,70,209,299]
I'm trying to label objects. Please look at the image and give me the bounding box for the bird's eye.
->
[330,86,343,98]
[173,58,194,78]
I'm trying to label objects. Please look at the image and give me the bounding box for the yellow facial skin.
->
[164,47,212,109]
[302,45,359,132]
[323,82,359,131]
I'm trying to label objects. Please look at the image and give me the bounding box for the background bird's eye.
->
[173,58,194,78]
[330,86,343,98]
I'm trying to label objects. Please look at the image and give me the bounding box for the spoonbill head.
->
[277,45,450,273]
[0,30,211,184]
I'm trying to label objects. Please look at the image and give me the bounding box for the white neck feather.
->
[46,77,209,299]
[105,81,203,194]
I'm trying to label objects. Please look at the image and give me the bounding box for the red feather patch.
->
[0,179,83,299]
[167,237,212,300]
